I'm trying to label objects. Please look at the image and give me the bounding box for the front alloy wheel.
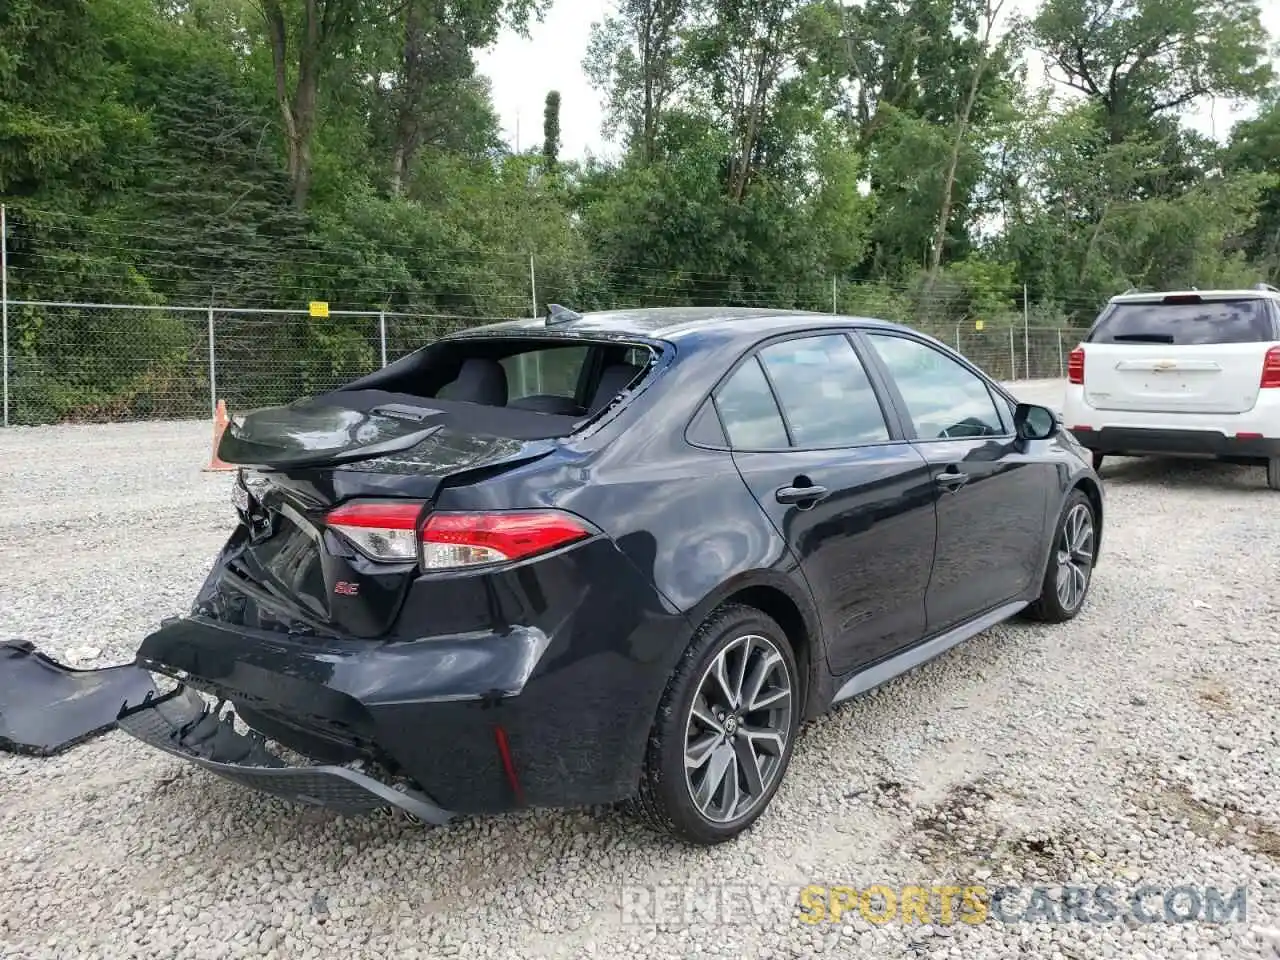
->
[1025,488,1097,623]
[631,603,800,845]
[1054,501,1095,613]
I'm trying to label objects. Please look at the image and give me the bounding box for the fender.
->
[682,567,832,720]
[1027,463,1105,592]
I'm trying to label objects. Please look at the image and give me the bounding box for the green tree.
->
[542,90,562,169]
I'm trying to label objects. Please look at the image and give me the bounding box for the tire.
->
[1268,458,1280,491]
[1091,451,1105,472]
[1024,488,1097,623]
[629,603,800,845]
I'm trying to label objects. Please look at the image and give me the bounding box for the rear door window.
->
[757,335,891,447]
[1089,298,1275,345]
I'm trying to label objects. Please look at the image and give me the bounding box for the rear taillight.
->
[1067,346,1085,385]
[421,511,592,569]
[1261,347,1280,388]
[324,502,593,569]
[326,500,426,562]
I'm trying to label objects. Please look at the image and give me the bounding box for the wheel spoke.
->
[685,732,719,770]
[710,649,737,708]
[733,735,765,797]
[690,695,723,734]
[693,742,734,813]
[1072,562,1087,602]
[719,749,742,818]
[731,637,752,709]
[748,686,791,712]
[741,725,785,756]
[741,649,782,712]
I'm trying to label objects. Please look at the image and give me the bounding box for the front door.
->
[712,331,939,676]
[859,330,1049,633]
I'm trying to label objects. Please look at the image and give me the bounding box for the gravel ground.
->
[2,379,1279,960]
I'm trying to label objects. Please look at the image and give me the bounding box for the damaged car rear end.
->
[118,319,687,825]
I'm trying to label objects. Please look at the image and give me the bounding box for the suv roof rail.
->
[1254,282,1280,293]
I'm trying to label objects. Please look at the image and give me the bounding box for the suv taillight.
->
[1067,346,1085,385]
[325,501,593,569]
[1261,347,1280,389]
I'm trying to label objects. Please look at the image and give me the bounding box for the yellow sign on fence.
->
[974,319,985,331]
[309,300,329,318]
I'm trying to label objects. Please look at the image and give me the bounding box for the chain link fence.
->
[0,299,1081,427]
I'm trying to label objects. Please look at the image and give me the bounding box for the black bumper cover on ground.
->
[1072,425,1280,462]
[116,684,454,825]
[0,640,157,756]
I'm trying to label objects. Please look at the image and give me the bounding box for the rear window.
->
[1089,298,1275,345]
[335,335,660,440]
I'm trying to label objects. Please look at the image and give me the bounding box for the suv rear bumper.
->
[1062,384,1280,464]
[1069,425,1280,462]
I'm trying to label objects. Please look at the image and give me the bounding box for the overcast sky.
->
[473,0,1280,161]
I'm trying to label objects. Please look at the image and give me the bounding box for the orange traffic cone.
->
[204,399,235,472]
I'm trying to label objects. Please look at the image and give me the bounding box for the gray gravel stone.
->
[1,392,1278,959]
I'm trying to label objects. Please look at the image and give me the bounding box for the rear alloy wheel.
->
[1025,489,1096,623]
[630,604,799,845]
[1267,458,1280,491]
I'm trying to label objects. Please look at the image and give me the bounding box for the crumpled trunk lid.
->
[203,392,561,639]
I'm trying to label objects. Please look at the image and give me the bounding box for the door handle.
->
[776,484,829,505]
[935,470,969,489]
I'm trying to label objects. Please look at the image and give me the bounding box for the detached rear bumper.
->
[117,685,453,823]
[1071,425,1280,463]
[128,597,686,815]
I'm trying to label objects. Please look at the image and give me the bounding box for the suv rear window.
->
[1089,297,1275,345]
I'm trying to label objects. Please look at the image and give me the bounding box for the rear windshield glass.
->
[330,335,659,440]
[1089,298,1274,345]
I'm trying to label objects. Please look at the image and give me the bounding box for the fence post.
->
[1023,284,1031,380]
[1,203,8,428]
[954,323,961,354]
[207,305,217,418]
[529,254,538,318]
[1009,326,1017,380]
[1057,328,1065,378]
[379,311,388,368]
[831,277,837,314]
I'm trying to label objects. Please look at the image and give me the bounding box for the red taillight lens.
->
[1067,346,1085,385]
[421,510,592,570]
[1261,347,1280,388]
[326,503,594,568]
[326,500,425,562]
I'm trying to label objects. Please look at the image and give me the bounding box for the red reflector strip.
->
[1236,432,1263,439]
[1071,425,1093,432]
[493,725,524,804]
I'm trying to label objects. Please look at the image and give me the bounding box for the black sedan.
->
[118,306,1103,845]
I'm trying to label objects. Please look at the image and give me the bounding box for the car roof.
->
[1109,287,1280,304]
[447,306,915,345]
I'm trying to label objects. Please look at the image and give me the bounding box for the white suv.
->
[1061,285,1280,490]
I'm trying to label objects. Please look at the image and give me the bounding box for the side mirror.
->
[1013,402,1059,441]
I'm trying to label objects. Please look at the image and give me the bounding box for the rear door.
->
[1082,294,1280,414]
[859,330,1050,635]
[714,331,938,676]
